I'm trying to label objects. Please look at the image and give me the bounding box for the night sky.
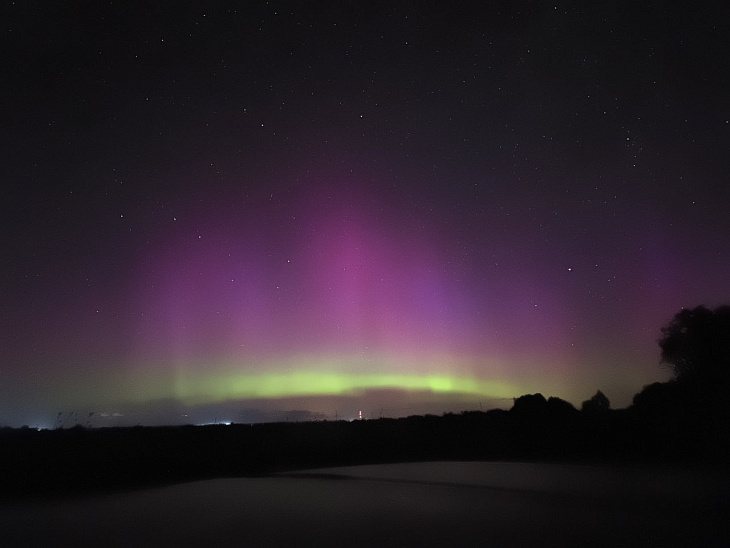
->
[2,2,729,427]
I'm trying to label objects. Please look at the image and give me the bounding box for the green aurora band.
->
[50,368,517,408]
[171,372,516,404]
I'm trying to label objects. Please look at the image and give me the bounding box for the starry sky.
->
[2,1,729,427]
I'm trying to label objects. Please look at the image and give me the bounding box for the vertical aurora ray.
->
[132,188,484,364]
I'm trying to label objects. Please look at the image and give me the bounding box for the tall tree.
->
[658,305,730,385]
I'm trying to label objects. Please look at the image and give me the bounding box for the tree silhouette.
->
[581,390,610,413]
[511,393,547,415]
[546,396,578,416]
[658,305,730,386]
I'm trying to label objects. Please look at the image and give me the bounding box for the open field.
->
[2,461,728,547]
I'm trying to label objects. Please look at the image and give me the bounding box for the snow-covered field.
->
[2,462,728,547]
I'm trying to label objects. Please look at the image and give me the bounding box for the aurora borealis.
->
[2,2,729,426]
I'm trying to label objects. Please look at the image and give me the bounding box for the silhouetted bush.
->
[546,396,579,416]
[632,381,680,413]
[510,393,547,415]
[581,390,610,414]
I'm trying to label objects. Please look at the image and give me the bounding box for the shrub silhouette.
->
[581,390,610,414]
[510,393,547,415]
[546,396,578,416]
[632,381,680,413]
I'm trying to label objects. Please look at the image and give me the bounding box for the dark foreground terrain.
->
[2,462,729,547]
[1,404,728,498]
[2,406,729,546]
